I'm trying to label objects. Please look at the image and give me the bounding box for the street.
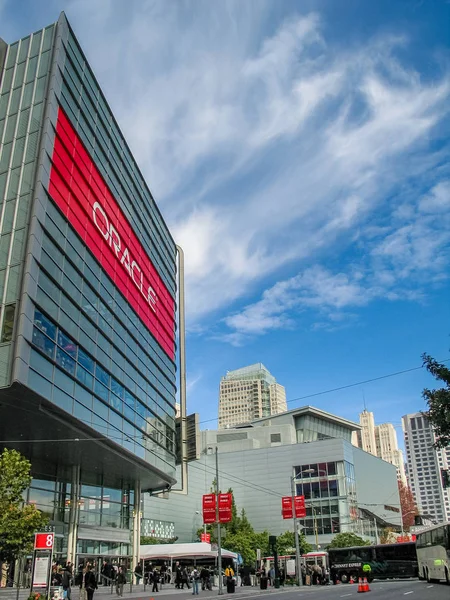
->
[74,580,447,600]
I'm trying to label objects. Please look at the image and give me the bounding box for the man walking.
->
[191,568,199,595]
[116,567,126,597]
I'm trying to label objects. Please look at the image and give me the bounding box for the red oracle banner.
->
[48,107,176,359]
[34,532,54,550]
[218,493,233,523]
[294,495,306,518]
[281,496,293,520]
[202,494,216,524]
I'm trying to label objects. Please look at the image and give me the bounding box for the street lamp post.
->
[290,474,303,587]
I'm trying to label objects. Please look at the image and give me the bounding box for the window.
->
[1,304,15,342]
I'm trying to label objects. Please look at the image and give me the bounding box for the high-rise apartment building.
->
[402,413,450,522]
[218,363,287,429]
[355,410,407,484]
[0,14,178,569]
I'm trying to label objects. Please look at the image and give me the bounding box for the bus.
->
[261,552,329,581]
[328,542,418,583]
[415,522,450,584]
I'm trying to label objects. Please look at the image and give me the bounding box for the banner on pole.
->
[281,496,293,519]
[294,495,306,518]
[218,493,233,523]
[202,494,217,524]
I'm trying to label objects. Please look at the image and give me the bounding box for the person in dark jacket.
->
[175,565,182,589]
[152,569,160,592]
[134,564,143,585]
[116,567,126,597]
[84,566,98,600]
[61,567,72,600]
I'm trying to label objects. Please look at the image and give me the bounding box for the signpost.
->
[31,533,54,599]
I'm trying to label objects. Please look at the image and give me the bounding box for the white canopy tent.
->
[140,542,237,561]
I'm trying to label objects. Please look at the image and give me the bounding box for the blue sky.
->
[2,0,450,443]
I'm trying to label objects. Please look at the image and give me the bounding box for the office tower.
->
[356,410,407,483]
[218,363,287,429]
[358,409,377,455]
[0,14,178,567]
[402,413,450,522]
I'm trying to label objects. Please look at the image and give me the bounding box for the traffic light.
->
[441,469,450,488]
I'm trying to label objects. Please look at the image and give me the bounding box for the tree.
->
[398,480,417,531]
[327,532,370,549]
[140,536,178,545]
[379,528,398,545]
[422,354,450,448]
[275,531,312,556]
[0,448,48,563]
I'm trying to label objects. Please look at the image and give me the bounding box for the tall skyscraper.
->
[0,14,178,567]
[402,413,450,522]
[218,363,287,429]
[358,409,377,455]
[356,410,407,484]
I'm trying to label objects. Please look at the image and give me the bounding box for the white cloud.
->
[418,180,450,213]
[59,2,450,329]
[224,181,450,340]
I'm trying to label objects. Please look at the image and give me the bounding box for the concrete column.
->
[132,483,141,572]
[67,465,80,564]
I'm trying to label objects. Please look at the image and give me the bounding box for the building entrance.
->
[75,555,132,586]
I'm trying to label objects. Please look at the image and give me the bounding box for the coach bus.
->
[328,542,418,583]
[416,522,450,584]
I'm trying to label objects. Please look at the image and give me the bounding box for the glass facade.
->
[295,414,353,443]
[0,25,55,384]
[0,16,178,477]
[294,461,358,536]
[0,13,179,564]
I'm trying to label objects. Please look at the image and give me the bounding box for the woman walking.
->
[84,565,98,600]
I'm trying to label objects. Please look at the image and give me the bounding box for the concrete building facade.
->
[402,412,450,523]
[145,407,402,547]
[218,363,287,429]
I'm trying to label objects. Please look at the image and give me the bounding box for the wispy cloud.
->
[61,2,450,330]
[224,181,450,342]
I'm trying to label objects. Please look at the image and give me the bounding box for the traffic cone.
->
[349,575,355,584]
[357,577,366,593]
[363,577,371,592]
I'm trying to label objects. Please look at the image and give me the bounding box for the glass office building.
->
[0,13,178,568]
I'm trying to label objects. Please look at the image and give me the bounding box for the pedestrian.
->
[61,566,72,600]
[312,564,321,586]
[116,567,126,597]
[134,563,143,585]
[175,565,182,589]
[84,565,98,600]
[191,568,199,595]
[152,569,160,593]
[181,566,190,589]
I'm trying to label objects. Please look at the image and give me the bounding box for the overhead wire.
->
[199,358,450,426]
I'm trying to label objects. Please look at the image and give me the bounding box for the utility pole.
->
[216,447,223,595]
[290,475,303,587]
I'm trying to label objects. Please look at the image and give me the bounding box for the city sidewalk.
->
[71,584,299,600]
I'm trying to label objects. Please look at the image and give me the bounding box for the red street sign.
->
[294,495,306,518]
[218,493,233,523]
[201,533,211,543]
[34,533,54,550]
[202,494,217,524]
[282,496,293,519]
